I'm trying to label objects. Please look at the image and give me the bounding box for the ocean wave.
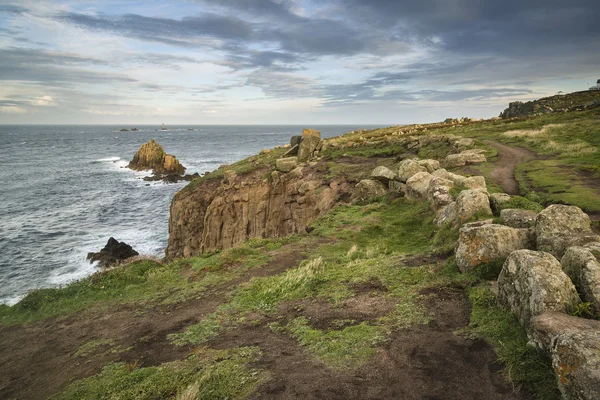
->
[93,156,121,162]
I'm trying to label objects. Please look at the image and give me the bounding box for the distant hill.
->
[500,90,600,118]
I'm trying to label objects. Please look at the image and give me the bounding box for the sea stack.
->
[129,139,186,176]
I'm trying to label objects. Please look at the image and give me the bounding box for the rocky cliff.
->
[166,161,352,258]
[500,90,600,118]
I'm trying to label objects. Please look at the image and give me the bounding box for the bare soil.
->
[484,140,538,195]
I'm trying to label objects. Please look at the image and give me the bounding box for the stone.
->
[498,250,580,327]
[431,168,467,186]
[86,237,139,269]
[371,166,398,184]
[462,176,486,190]
[500,209,538,228]
[561,246,600,309]
[397,159,427,182]
[355,179,388,201]
[536,205,599,258]
[460,149,487,163]
[455,224,533,272]
[163,154,185,175]
[388,181,406,196]
[427,177,454,211]
[298,129,321,161]
[489,193,512,216]
[450,189,492,228]
[529,312,600,400]
[443,153,467,168]
[290,135,302,148]
[275,157,298,172]
[288,166,304,179]
[454,138,474,151]
[405,171,433,201]
[417,159,440,173]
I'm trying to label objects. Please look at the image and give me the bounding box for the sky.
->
[0,0,599,125]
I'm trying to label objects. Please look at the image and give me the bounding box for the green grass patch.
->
[52,347,265,400]
[72,339,129,358]
[467,285,560,399]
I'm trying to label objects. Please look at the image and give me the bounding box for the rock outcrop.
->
[297,129,322,162]
[535,205,599,258]
[405,172,432,201]
[129,139,189,182]
[455,224,533,272]
[167,163,351,258]
[86,237,139,269]
[397,159,427,182]
[498,250,580,327]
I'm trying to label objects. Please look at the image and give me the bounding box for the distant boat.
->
[160,123,167,131]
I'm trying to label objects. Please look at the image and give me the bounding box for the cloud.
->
[32,95,55,106]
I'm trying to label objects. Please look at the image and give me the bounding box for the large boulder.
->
[561,246,600,309]
[397,159,427,182]
[498,250,580,327]
[455,224,533,273]
[500,209,538,228]
[355,179,387,202]
[297,129,321,161]
[86,237,139,269]
[536,205,599,258]
[451,189,492,227]
[276,157,298,172]
[371,166,397,184]
[163,154,185,175]
[417,159,440,173]
[405,171,433,201]
[529,312,600,400]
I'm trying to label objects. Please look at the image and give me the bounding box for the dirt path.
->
[484,140,538,195]
[0,244,311,400]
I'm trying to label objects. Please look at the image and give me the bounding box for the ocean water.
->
[0,125,383,305]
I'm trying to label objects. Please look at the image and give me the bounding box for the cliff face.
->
[166,163,351,258]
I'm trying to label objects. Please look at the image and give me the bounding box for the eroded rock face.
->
[455,224,533,273]
[397,159,427,182]
[529,312,600,400]
[536,205,599,258]
[500,209,538,228]
[561,246,600,309]
[498,250,580,327]
[167,165,351,258]
[371,166,397,184]
[86,237,139,269]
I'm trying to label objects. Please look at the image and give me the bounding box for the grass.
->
[52,347,265,400]
[467,285,560,400]
[72,339,129,358]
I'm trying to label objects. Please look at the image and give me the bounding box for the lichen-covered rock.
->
[489,193,511,216]
[427,177,454,211]
[371,166,398,183]
[355,179,387,201]
[452,189,492,227]
[298,129,321,161]
[405,171,433,201]
[163,154,186,175]
[529,312,600,400]
[454,138,474,151]
[388,181,406,196]
[397,159,427,182]
[500,209,538,228]
[275,157,299,172]
[443,153,468,168]
[455,224,533,272]
[536,205,599,258]
[417,159,440,173]
[462,176,486,190]
[561,246,600,309]
[431,168,467,186]
[498,250,580,327]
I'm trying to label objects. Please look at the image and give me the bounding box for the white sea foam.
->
[95,156,121,162]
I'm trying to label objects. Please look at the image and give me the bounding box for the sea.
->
[0,125,385,305]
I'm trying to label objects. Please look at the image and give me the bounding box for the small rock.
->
[417,159,441,173]
[388,181,406,196]
[371,166,398,184]
[462,176,486,190]
[223,170,237,185]
[276,157,299,172]
[498,250,580,327]
[500,209,538,228]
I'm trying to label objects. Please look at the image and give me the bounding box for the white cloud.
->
[0,106,27,113]
[202,109,217,114]
[32,95,55,106]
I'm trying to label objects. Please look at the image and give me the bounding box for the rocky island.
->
[128,139,198,183]
[2,90,600,400]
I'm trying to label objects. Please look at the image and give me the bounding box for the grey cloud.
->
[0,4,28,14]
[246,69,320,98]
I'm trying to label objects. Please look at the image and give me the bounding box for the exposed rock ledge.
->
[166,163,352,258]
